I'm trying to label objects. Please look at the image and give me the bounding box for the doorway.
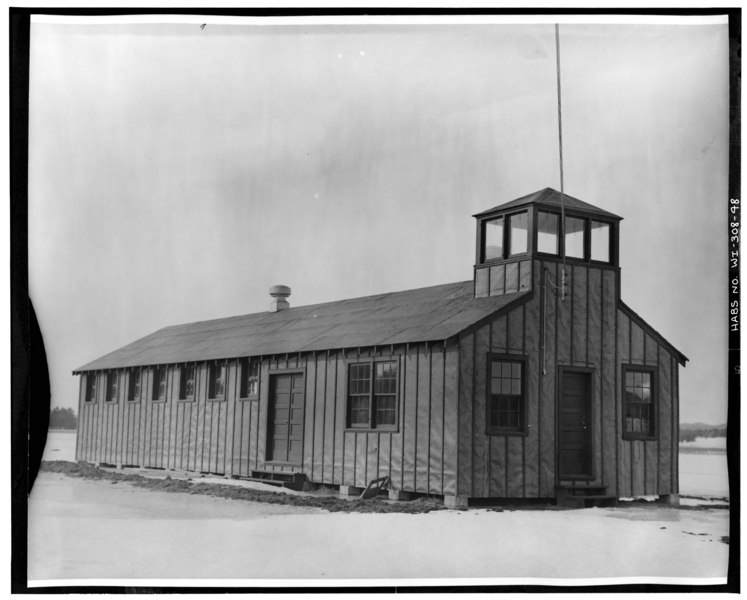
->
[558,369,593,479]
[267,372,305,464]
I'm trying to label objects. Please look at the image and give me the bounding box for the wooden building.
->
[73,188,687,507]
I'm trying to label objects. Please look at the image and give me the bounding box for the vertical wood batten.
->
[457,334,473,496]
[355,431,367,488]
[471,327,488,497]
[400,345,418,492]
[323,352,337,484]
[333,352,346,484]
[538,261,557,497]
[601,270,617,495]
[587,268,603,487]
[306,353,319,478]
[415,345,430,493]
[658,346,672,493]
[342,352,355,486]
[572,265,588,365]
[312,354,325,482]
[672,358,679,494]
[617,313,631,497]
[506,307,524,497]
[524,285,540,497]
[442,344,459,496]
[429,346,445,494]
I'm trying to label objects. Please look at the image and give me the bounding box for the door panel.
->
[558,371,592,478]
[267,373,305,463]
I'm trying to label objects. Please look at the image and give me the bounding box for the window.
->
[508,211,528,255]
[537,211,559,254]
[482,216,503,261]
[208,361,226,400]
[85,373,98,403]
[152,366,168,401]
[347,360,398,430]
[591,220,610,262]
[481,211,528,262]
[106,370,119,403]
[564,216,585,259]
[487,357,525,433]
[623,367,656,439]
[128,368,141,402]
[179,364,196,400]
[239,357,259,399]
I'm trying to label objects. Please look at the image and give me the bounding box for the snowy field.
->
[28,431,729,585]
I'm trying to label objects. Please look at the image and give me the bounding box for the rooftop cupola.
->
[472,188,622,298]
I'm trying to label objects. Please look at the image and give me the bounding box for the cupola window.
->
[537,211,559,254]
[591,220,610,263]
[508,212,528,255]
[483,216,504,261]
[564,216,586,259]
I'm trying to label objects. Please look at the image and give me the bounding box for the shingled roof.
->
[74,281,531,372]
[473,187,623,221]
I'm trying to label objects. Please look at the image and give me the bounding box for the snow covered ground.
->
[28,472,728,584]
[29,431,729,585]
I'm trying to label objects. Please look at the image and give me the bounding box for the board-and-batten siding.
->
[616,309,678,498]
[457,259,678,499]
[76,342,460,496]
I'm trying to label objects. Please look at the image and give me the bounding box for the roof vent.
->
[269,285,291,312]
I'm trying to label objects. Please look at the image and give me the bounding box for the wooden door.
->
[267,373,305,464]
[558,370,592,479]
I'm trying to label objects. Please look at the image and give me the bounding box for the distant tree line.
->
[49,407,77,430]
[680,426,726,443]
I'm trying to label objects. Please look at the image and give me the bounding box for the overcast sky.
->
[28,15,729,424]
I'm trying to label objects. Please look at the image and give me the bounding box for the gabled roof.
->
[74,282,531,372]
[473,187,623,221]
[618,300,688,366]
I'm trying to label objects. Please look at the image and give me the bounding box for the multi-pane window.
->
[482,216,503,261]
[488,357,525,433]
[208,362,226,400]
[106,370,119,403]
[128,368,141,402]
[347,360,398,430]
[482,211,529,261]
[239,357,259,399]
[152,366,168,401]
[565,216,585,259]
[591,220,610,262]
[537,211,559,254]
[179,364,196,400]
[623,368,656,439]
[508,211,528,256]
[85,373,97,403]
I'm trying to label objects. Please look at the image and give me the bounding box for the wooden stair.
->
[239,470,308,491]
[556,484,617,508]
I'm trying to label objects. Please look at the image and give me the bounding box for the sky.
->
[27,15,730,425]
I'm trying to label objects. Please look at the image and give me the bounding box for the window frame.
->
[622,364,657,440]
[152,365,168,403]
[105,370,120,403]
[479,209,530,264]
[207,360,227,401]
[179,363,196,401]
[239,357,260,400]
[536,209,560,256]
[345,358,400,432]
[486,353,528,436]
[85,372,98,404]
[590,219,612,264]
[127,367,142,403]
